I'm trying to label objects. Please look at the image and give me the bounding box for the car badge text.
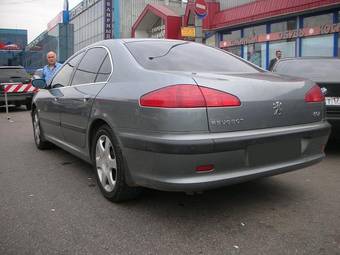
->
[273,101,283,116]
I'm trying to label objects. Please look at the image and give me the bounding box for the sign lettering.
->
[220,23,340,48]
[104,0,113,39]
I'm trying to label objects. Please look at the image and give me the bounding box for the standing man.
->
[42,51,62,83]
[269,50,282,71]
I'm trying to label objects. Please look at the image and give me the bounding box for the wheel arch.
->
[87,117,135,186]
[87,117,123,161]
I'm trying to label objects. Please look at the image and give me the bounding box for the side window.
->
[71,47,107,85]
[51,52,84,87]
[95,54,112,82]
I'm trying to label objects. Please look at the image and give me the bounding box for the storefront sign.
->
[181,27,196,37]
[104,0,113,39]
[151,24,165,39]
[220,23,340,48]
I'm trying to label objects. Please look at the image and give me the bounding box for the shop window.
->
[225,46,241,57]
[301,35,333,57]
[303,13,333,28]
[243,43,266,68]
[269,40,296,61]
[222,30,241,41]
[244,25,266,38]
[271,19,297,33]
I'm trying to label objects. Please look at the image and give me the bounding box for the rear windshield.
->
[274,59,340,82]
[0,67,30,83]
[125,41,261,73]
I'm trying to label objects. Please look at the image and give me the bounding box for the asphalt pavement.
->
[0,108,340,255]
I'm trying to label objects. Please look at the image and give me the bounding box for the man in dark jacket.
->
[269,50,282,71]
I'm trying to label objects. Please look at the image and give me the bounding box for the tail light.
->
[305,84,325,103]
[140,84,240,108]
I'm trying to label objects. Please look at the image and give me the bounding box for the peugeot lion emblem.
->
[273,101,283,116]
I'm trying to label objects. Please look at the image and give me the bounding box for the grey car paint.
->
[32,39,331,192]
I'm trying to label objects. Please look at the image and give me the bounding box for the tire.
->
[26,101,32,110]
[92,124,141,202]
[32,109,52,150]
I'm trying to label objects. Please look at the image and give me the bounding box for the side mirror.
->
[32,79,47,89]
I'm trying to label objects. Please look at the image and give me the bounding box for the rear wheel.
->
[32,109,52,149]
[26,100,32,110]
[92,124,141,202]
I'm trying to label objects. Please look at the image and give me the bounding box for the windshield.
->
[0,67,30,83]
[125,41,261,73]
[274,59,340,82]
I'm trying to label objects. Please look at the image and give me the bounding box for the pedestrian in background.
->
[269,50,282,71]
[42,51,62,83]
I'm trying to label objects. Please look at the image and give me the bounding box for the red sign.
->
[195,0,207,18]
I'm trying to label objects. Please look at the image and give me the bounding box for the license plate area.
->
[248,139,301,167]
[325,97,340,106]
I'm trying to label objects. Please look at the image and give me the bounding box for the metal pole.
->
[4,89,10,120]
[1,83,13,122]
[195,15,203,44]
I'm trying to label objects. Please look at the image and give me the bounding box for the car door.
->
[59,47,112,149]
[38,54,82,141]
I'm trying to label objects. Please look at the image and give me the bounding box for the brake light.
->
[305,85,324,103]
[199,86,241,107]
[140,84,240,108]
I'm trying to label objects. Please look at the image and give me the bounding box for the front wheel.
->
[92,124,141,202]
[32,109,52,150]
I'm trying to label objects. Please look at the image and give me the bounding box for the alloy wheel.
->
[95,135,117,192]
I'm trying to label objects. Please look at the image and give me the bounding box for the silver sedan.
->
[31,39,330,202]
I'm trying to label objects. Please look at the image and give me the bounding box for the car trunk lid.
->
[190,72,324,133]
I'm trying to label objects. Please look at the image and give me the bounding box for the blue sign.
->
[104,0,113,39]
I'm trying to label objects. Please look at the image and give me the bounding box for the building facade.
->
[132,0,340,69]
[69,0,184,52]
[217,1,340,69]
[0,29,27,66]
[24,23,73,72]
[69,0,110,52]
[23,0,340,71]
[24,10,73,72]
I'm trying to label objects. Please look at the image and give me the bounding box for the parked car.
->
[273,57,340,138]
[31,39,330,202]
[0,66,35,110]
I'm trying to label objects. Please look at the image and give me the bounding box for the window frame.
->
[67,46,113,87]
[49,50,86,88]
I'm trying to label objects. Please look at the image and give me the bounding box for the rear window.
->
[0,67,30,83]
[274,59,340,82]
[125,41,261,73]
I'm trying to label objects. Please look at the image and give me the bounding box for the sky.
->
[0,0,82,43]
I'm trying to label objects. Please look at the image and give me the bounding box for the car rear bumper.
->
[119,121,331,191]
[0,92,34,105]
